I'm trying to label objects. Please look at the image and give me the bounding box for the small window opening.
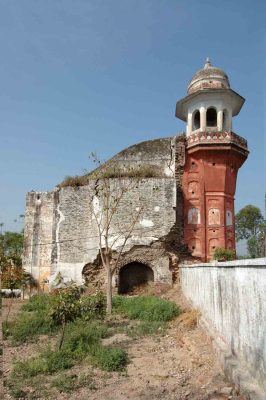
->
[192,161,195,165]
[212,211,215,214]
[37,194,40,200]
[206,107,217,127]
[193,229,196,232]
[213,230,215,233]
[212,162,216,166]
[192,246,195,250]
[192,191,195,195]
[212,246,216,249]
[193,110,200,130]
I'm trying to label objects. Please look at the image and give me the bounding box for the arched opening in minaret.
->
[206,107,217,127]
[118,262,154,294]
[192,110,200,130]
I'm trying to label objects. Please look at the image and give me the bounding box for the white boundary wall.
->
[180,258,266,400]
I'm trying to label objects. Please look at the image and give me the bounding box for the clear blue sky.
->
[0,0,265,234]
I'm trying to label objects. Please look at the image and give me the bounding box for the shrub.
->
[79,292,106,320]
[13,348,75,378]
[44,349,75,373]
[213,247,235,261]
[113,296,181,321]
[11,318,125,378]
[49,285,84,349]
[9,309,56,343]
[2,321,12,339]
[7,381,27,399]
[62,319,108,358]
[21,293,51,312]
[93,346,128,371]
[7,374,54,399]
[51,373,96,393]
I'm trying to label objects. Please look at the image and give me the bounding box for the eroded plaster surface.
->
[180,259,266,399]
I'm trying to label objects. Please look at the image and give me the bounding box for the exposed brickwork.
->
[24,175,181,287]
[183,133,248,261]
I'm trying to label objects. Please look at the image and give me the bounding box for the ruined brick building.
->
[23,59,249,292]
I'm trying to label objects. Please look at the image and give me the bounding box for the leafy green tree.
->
[49,285,84,350]
[235,205,264,240]
[235,205,266,258]
[0,231,24,267]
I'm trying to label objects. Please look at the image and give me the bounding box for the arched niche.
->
[188,181,199,198]
[188,238,201,255]
[188,207,200,224]
[209,238,219,255]
[208,208,220,225]
[226,210,233,226]
[192,109,200,131]
[118,262,154,294]
[227,239,233,249]
[206,107,217,127]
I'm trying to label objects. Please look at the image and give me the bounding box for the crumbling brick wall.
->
[23,134,190,289]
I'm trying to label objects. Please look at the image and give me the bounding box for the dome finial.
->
[204,57,211,69]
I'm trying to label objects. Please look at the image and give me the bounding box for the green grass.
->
[6,293,107,344]
[11,318,124,380]
[21,293,51,312]
[113,295,181,322]
[127,320,167,337]
[92,346,129,372]
[62,319,108,358]
[8,293,181,397]
[13,348,75,378]
[51,373,96,393]
[8,309,56,344]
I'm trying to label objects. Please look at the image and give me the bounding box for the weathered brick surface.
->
[23,135,189,288]
[24,178,177,286]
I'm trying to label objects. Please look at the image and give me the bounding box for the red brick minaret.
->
[176,59,249,261]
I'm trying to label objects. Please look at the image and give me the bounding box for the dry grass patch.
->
[176,309,200,329]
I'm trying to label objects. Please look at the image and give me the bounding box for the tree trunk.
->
[58,319,66,350]
[106,266,112,315]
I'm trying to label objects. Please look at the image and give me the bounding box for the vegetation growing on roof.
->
[58,163,167,188]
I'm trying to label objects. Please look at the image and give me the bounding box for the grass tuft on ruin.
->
[58,164,166,188]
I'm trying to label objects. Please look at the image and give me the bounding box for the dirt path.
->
[2,289,247,400]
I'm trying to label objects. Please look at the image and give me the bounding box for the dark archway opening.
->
[193,110,200,130]
[118,262,154,294]
[206,107,217,127]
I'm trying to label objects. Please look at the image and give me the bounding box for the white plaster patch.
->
[92,195,101,217]
[164,166,173,177]
[50,262,85,286]
[140,219,154,227]
[154,206,160,212]
[136,207,140,212]
[56,204,65,263]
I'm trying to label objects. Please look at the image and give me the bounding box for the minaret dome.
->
[175,59,245,136]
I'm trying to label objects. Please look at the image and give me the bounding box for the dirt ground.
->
[2,287,248,400]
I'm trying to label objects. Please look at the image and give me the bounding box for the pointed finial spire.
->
[204,57,211,69]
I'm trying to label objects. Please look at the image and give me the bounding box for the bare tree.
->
[88,155,143,314]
